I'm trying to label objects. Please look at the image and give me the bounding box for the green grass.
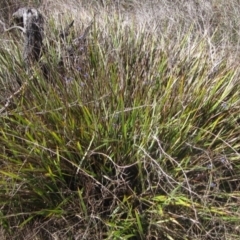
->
[1,0,240,239]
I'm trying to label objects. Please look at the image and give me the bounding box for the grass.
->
[1,0,240,239]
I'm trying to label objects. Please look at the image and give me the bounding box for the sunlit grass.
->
[1,0,240,239]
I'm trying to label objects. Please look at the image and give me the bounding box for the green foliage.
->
[1,0,240,239]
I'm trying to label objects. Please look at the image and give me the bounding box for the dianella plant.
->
[0,0,240,239]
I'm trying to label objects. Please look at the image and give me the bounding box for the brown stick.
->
[10,8,44,66]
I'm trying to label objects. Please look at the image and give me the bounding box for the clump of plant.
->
[1,0,240,239]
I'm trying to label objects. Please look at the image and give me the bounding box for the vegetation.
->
[1,0,240,239]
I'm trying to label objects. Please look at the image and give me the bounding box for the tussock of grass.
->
[1,0,240,239]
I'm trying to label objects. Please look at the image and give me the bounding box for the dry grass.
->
[1,0,240,239]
